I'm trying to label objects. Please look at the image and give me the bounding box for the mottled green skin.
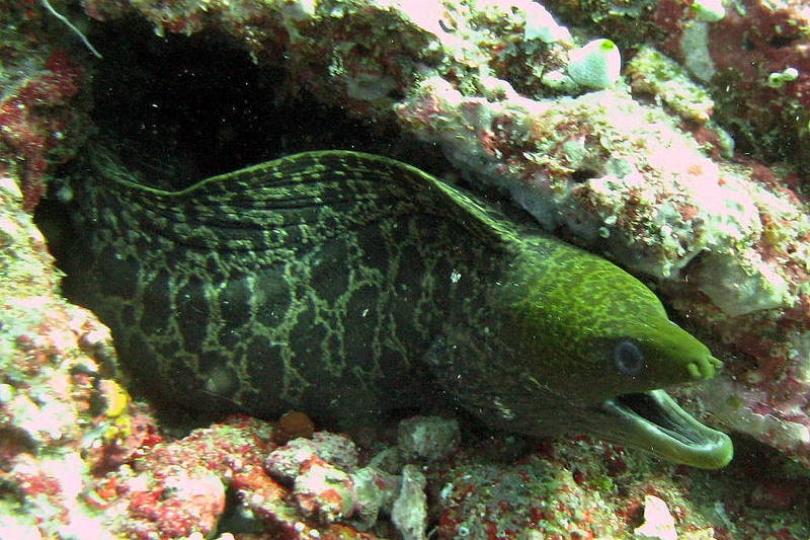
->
[64,150,730,467]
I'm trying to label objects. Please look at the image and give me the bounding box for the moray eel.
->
[62,149,733,469]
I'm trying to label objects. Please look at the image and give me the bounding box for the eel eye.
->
[614,340,645,377]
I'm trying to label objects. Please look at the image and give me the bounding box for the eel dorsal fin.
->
[90,150,516,264]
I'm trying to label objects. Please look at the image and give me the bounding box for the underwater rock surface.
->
[0,0,808,538]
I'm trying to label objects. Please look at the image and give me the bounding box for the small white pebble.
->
[634,495,677,540]
[440,482,453,500]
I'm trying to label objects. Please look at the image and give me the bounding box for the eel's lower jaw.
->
[599,389,733,469]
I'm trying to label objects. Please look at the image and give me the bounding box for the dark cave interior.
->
[84,18,400,191]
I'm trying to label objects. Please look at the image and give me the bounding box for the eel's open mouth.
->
[600,389,733,469]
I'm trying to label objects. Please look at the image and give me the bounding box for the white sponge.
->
[568,39,621,90]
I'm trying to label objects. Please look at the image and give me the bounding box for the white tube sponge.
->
[567,39,621,90]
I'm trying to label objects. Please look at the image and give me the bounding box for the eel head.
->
[489,243,734,469]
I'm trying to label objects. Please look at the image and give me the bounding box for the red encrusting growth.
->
[0,50,83,210]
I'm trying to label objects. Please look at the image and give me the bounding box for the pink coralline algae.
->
[264,431,403,530]
[91,416,262,539]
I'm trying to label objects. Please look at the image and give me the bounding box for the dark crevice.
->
[571,167,601,183]
[82,17,423,192]
[767,34,798,49]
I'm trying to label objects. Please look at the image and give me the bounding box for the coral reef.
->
[0,50,86,210]
[0,0,808,537]
[655,0,810,172]
[0,153,157,538]
[94,416,400,538]
[550,0,810,173]
[430,434,810,539]
[390,465,427,540]
[264,430,401,529]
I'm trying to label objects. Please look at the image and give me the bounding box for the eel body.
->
[63,149,733,468]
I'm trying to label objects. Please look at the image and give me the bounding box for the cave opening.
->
[82,17,392,191]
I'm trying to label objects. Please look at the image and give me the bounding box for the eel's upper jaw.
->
[599,389,733,469]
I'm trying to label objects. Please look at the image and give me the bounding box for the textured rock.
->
[397,416,460,462]
[391,464,428,540]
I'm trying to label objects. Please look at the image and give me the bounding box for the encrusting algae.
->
[61,148,733,469]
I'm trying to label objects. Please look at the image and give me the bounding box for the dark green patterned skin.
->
[63,150,733,468]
